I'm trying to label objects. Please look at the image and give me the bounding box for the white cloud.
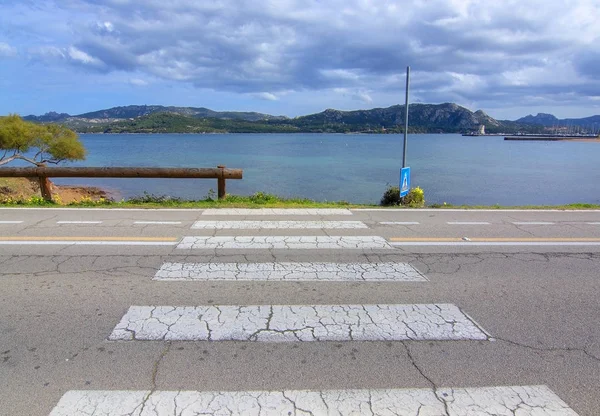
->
[333,88,373,104]
[68,46,101,65]
[0,42,17,57]
[129,78,148,86]
[2,0,600,115]
[249,92,278,101]
[354,90,373,104]
[320,69,361,81]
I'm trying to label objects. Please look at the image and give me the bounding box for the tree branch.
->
[0,155,18,166]
[39,158,62,165]
[0,154,39,166]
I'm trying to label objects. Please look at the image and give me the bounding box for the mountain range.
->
[21,104,600,134]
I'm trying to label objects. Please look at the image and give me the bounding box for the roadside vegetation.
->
[1,178,599,209]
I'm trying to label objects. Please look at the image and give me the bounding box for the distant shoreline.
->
[504,135,600,142]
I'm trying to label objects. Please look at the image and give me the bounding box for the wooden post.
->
[37,164,53,201]
[217,165,226,199]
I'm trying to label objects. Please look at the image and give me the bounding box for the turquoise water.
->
[50,133,600,205]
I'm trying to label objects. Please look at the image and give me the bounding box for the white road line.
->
[0,221,23,224]
[177,236,393,249]
[447,221,490,225]
[587,222,600,225]
[154,262,427,282]
[201,208,353,216]
[390,241,600,246]
[353,207,600,212]
[0,241,176,246]
[108,304,488,341]
[512,221,555,225]
[191,220,367,229]
[134,221,182,225]
[379,221,420,225]
[56,221,102,224]
[50,386,578,416]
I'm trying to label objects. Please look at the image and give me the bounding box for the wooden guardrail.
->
[0,165,243,201]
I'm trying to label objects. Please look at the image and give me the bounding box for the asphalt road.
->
[1,208,599,415]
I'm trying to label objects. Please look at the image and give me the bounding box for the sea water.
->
[50,133,600,205]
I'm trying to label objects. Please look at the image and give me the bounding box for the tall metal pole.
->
[402,66,410,168]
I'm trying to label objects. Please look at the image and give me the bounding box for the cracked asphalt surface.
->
[1,208,600,415]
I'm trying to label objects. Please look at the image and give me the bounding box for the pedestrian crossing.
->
[153,262,428,281]
[50,386,578,415]
[108,304,489,342]
[48,213,580,415]
[176,236,393,249]
[191,220,368,229]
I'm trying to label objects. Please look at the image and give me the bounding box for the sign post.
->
[400,66,410,197]
[400,166,410,197]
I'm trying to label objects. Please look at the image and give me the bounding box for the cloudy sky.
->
[1,0,599,120]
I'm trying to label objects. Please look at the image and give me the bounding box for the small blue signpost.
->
[400,167,411,197]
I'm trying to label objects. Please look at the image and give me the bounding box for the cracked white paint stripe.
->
[56,221,102,224]
[512,221,555,225]
[447,221,490,225]
[176,236,393,249]
[134,221,182,225]
[49,386,579,415]
[379,221,420,225]
[0,221,23,224]
[154,262,428,282]
[201,208,353,215]
[108,304,488,341]
[191,220,367,229]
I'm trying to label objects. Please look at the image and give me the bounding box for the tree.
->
[0,114,86,166]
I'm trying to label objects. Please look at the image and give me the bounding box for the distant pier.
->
[504,134,600,142]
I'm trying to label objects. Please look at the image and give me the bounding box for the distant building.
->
[478,125,485,135]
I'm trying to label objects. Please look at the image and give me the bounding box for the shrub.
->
[380,186,425,207]
[404,186,425,207]
[380,186,401,206]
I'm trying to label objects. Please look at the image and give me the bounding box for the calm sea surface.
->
[51,133,600,205]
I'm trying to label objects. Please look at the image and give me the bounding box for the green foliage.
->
[403,186,425,207]
[0,194,56,206]
[0,114,38,153]
[0,114,86,166]
[66,196,113,206]
[126,191,183,205]
[380,186,425,207]
[249,191,279,204]
[380,186,401,206]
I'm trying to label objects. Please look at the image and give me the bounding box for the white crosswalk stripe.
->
[50,386,579,416]
[191,220,367,229]
[202,208,353,215]
[154,262,428,282]
[177,236,393,249]
[108,304,490,341]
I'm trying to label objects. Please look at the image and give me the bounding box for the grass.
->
[1,177,600,209]
[1,193,600,210]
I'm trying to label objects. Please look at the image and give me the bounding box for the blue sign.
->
[400,167,411,197]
